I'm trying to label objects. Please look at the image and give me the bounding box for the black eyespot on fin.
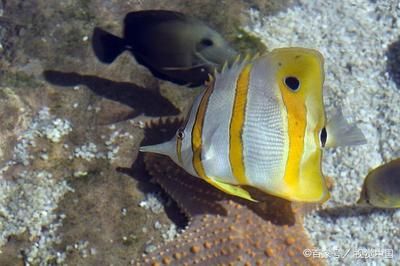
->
[176,128,185,140]
[284,76,300,91]
[320,127,327,147]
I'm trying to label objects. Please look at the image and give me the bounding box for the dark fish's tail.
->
[92,27,126,64]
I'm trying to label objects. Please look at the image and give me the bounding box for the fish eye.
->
[319,127,327,147]
[200,38,214,47]
[284,76,300,91]
[176,128,185,140]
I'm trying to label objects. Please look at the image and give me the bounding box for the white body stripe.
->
[200,63,248,184]
[243,57,288,191]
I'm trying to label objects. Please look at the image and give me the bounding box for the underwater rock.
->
[0,82,176,264]
[0,0,297,264]
[0,87,30,160]
[136,154,323,265]
[0,96,75,264]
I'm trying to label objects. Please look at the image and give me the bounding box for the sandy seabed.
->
[247,1,400,265]
[1,1,400,265]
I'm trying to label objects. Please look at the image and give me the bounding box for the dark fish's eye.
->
[284,76,300,91]
[320,127,327,147]
[176,128,185,140]
[200,38,214,47]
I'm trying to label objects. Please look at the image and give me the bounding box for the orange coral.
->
[136,154,324,265]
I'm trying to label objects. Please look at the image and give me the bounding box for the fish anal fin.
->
[204,177,258,202]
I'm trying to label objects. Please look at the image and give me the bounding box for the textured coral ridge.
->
[138,154,323,266]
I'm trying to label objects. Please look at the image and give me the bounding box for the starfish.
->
[135,152,324,266]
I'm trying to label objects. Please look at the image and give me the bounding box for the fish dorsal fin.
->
[213,53,253,79]
[204,53,254,116]
[233,54,241,65]
[124,10,191,29]
[204,73,214,87]
[325,108,367,147]
[221,60,229,72]
[251,52,260,61]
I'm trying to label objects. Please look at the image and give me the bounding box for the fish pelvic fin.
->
[325,108,367,148]
[204,177,258,202]
[92,27,126,64]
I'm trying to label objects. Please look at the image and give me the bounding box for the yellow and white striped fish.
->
[141,47,366,202]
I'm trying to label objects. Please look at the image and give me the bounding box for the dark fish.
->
[92,10,237,86]
[357,158,400,208]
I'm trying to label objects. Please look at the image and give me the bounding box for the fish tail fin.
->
[325,108,367,147]
[92,27,126,63]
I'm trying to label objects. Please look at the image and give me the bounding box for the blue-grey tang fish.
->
[92,10,237,86]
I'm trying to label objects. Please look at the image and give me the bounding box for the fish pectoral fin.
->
[204,177,258,202]
[325,108,367,147]
[162,63,209,71]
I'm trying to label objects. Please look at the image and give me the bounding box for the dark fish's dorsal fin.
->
[123,10,193,32]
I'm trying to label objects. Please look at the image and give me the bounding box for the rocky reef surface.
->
[0,0,294,265]
[249,1,400,265]
[2,1,399,265]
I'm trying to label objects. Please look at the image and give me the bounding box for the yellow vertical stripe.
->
[280,87,306,188]
[270,48,327,202]
[229,64,252,184]
[192,82,214,178]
